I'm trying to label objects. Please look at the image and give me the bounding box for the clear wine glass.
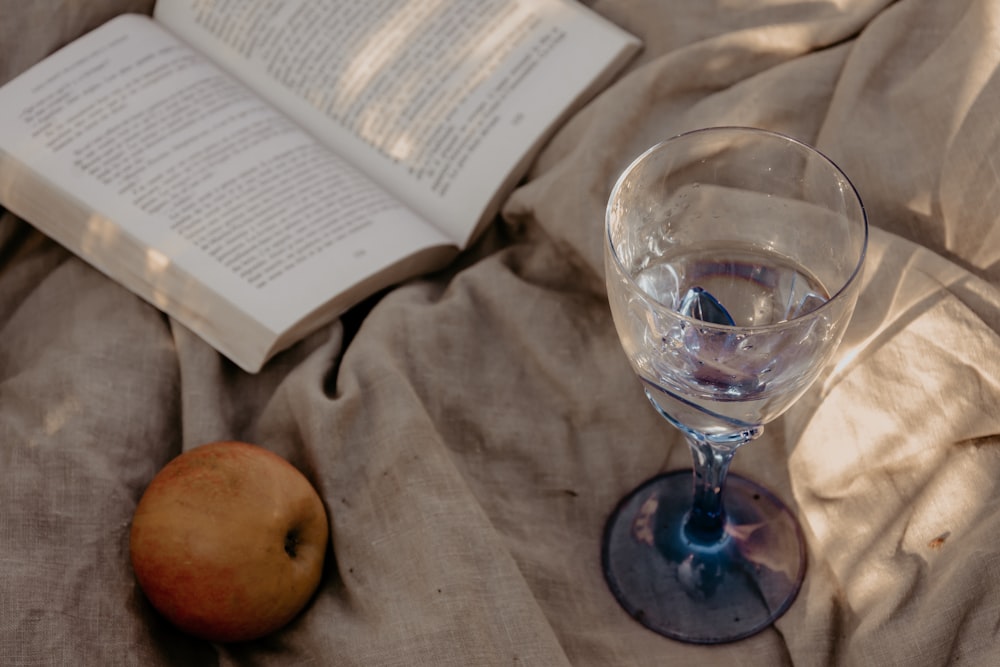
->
[602,126,867,643]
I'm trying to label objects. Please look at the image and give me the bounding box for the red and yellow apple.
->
[129,441,329,643]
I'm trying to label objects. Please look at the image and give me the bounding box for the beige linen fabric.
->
[2,0,999,665]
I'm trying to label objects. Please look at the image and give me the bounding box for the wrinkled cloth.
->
[2,1,999,665]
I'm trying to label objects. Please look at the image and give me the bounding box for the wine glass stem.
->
[684,438,736,545]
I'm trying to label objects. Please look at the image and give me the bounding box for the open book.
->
[0,1,640,372]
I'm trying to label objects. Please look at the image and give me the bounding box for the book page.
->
[154,0,640,245]
[0,14,453,334]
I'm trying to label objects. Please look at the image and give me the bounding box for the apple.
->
[129,441,329,643]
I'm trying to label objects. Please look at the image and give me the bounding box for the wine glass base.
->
[601,470,806,644]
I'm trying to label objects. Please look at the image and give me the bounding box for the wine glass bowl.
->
[602,127,867,643]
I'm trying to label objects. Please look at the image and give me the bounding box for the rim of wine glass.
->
[606,126,869,332]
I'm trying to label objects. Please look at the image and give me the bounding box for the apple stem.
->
[284,529,299,558]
